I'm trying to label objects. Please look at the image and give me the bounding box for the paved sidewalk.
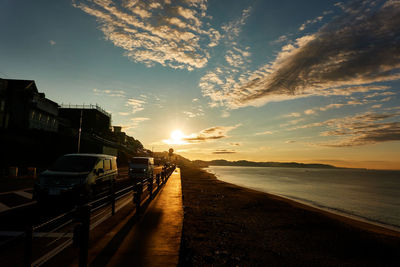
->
[91,168,183,267]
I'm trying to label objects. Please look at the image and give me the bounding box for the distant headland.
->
[192,159,338,169]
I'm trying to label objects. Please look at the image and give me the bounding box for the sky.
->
[1,0,400,169]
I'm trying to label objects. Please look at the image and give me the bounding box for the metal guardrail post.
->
[110,182,115,216]
[133,183,143,214]
[24,224,33,267]
[78,204,91,267]
[148,178,153,199]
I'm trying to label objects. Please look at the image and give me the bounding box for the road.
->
[0,165,177,266]
[0,168,133,266]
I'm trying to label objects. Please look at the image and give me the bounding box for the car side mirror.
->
[96,168,104,175]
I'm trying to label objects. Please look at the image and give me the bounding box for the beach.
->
[179,165,400,266]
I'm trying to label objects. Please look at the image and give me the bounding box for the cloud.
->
[221,110,230,118]
[183,105,204,118]
[255,130,274,136]
[73,0,219,70]
[123,117,150,130]
[229,142,241,146]
[225,47,251,68]
[221,7,251,40]
[320,122,400,147]
[271,35,289,44]
[299,15,323,31]
[201,1,400,108]
[303,92,396,115]
[183,110,203,118]
[126,97,146,114]
[183,124,241,143]
[283,112,301,118]
[163,124,241,145]
[371,104,382,109]
[49,40,56,46]
[298,111,400,147]
[93,88,126,97]
[212,149,236,154]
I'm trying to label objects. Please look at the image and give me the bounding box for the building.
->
[0,78,58,132]
[113,126,127,144]
[59,104,111,134]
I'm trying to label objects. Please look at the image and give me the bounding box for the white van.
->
[128,157,155,180]
[34,154,118,203]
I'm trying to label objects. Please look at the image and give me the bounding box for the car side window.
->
[104,159,111,171]
[94,159,103,170]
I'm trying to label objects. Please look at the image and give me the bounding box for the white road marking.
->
[0,203,10,212]
[14,190,33,199]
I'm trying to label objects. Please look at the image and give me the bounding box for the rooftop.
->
[60,103,111,118]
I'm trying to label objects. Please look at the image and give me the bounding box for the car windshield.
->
[130,158,149,165]
[49,155,98,172]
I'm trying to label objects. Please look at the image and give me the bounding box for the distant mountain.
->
[192,159,337,169]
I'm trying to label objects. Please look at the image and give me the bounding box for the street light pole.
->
[77,110,83,153]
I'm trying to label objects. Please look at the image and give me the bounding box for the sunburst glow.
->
[171,130,184,143]
[163,130,188,145]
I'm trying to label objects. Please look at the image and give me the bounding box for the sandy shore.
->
[179,165,400,266]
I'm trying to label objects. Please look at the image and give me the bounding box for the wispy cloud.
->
[255,130,274,136]
[126,97,146,114]
[123,117,150,131]
[93,88,126,97]
[221,110,230,118]
[73,0,219,70]
[299,15,323,31]
[303,91,396,115]
[229,142,241,146]
[292,111,400,147]
[163,124,241,145]
[212,149,236,154]
[201,1,400,108]
[183,105,204,118]
[221,7,251,40]
[183,124,241,143]
[283,112,301,118]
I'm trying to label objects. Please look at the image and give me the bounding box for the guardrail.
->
[23,165,176,267]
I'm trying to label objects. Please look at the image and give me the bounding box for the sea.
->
[206,166,400,230]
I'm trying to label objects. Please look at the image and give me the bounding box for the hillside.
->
[192,159,337,169]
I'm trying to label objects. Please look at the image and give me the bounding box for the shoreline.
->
[179,165,400,266]
[205,166,400,237]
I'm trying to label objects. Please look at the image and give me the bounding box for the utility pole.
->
[77,110,83,153]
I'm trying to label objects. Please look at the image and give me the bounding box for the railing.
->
[60,103,111,118]
[23,165,176,267]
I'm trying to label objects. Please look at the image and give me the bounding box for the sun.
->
[163,129,188,145]
[171,130,184,143]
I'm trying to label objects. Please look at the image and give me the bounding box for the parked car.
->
[129,157,164,181]
[33,153,118,204]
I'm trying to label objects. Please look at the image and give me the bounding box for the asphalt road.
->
[0,169,135,267]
